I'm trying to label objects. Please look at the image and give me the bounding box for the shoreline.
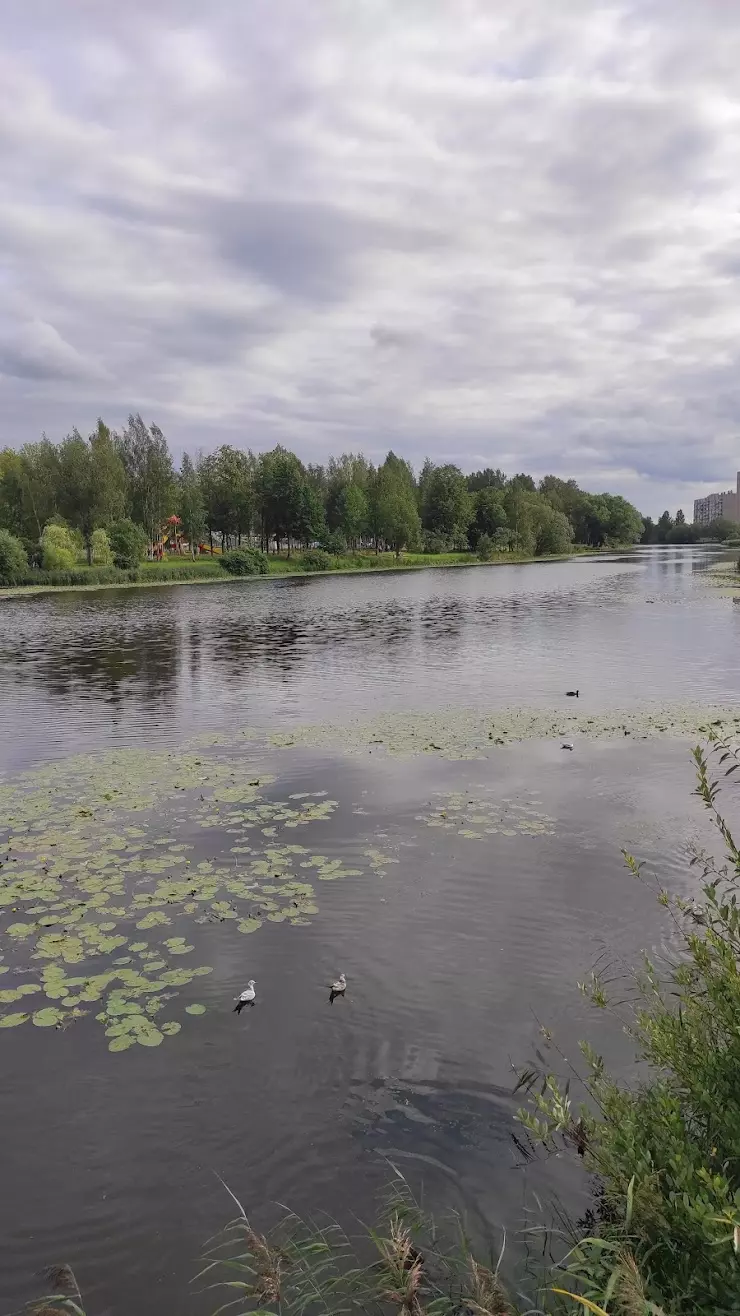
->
[0,546,623,599]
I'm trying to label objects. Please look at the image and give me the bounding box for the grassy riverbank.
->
[0,545,610,598]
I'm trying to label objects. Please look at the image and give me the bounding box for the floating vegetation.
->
[189,702,740,761]
[418,790,557,840]
[0,746,374,1052]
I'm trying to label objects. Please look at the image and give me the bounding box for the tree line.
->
[641,507,739,544]
[0,415,648,571]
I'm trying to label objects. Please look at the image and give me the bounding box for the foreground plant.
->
[517,733,740,1314]
[28,737,740,1316]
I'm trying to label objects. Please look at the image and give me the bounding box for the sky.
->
[2,1,740,516]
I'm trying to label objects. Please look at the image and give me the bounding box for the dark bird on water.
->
[566,690,579,697]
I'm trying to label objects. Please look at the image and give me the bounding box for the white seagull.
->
[234,980,256,1013]
[329,972,347,995]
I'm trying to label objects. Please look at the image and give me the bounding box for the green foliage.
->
[470,488,508,547]
[58,420,126,561]
[116,414,175,543]
[318,529,347,555]
[421,463,472,541]
[371,454,421,556]
[299,549,333,572]
[476,533,495,561]
[177,453,206,552]
[0,528,28,583]
[220,548,269,576]
[90,528,113,565]
[109,518,148,569]
[517,734,740,1315]
[198,445,254,549]
[41,522,78,570]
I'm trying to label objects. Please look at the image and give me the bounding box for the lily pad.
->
[0,1012,29,1028]
[185,1004,206,1015]
[32,1007,63,1028]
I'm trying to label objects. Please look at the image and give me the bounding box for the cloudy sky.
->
[2,0,740,515]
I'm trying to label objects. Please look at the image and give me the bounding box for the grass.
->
[0,546,617,597]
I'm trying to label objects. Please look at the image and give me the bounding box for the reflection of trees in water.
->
[0,610,182,710]
[203,599,419,677]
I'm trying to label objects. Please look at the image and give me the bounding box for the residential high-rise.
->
[693,471,740,525]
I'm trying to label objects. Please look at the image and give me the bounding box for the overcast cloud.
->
[2,0,740,513]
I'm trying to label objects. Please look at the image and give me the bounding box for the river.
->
[0,547,738,1314]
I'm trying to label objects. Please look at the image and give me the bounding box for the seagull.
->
[561,742,574,751]
[234,980,256,1013]
[566,690,579,698]
[329,972,347,995]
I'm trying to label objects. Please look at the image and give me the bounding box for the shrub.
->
[0,529,29,584]
[41,522,77,571]
[421,530,452,555]
[91,528,113,565]
[517,733,740,1315]
[220,548,269,576]
[109,519,148,569]
[298,549,332,572]
[317,530,346,555]
[477,533,495,561]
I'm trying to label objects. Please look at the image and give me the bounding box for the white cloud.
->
[1,0,740,511]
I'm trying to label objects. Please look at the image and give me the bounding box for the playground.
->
[150,516,222,559]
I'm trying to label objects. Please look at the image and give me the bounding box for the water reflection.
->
[0,547,737,773]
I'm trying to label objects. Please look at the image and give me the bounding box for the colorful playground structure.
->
[150,516,222,559]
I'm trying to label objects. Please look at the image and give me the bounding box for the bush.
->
[317,530,346,555]
[298,549,332,572]
[517,733,740,1314]
[421,530,452,555]
[109,519,148,569]
[91,528,113,565]
[220,548,269,576]
[0,529,29,584]
[477,533,495,561]
[41,522,77,571]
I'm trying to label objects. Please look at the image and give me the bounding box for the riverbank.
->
[0,545,614,598]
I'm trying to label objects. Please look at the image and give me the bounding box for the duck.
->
[561,742,574,751]
[566,690,579,698]
[329,972,347,995]
[234,980,256,1013]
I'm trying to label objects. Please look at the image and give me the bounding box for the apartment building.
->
[693,471,740,525]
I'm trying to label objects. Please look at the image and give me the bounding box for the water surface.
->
[0,548,738,1316]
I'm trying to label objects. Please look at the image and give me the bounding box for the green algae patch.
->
[0,743,382,1051]
[418,791,557,840]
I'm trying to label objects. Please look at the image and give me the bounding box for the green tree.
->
[466,467,506,492]
[41,522,77,570]
[532,503,574,555]
[0,441,61,540]
[676,507,686,524]
[469,488,508,547]
[373,455,421,557]
[421,464,472,545]
[335,482,368,548]
[177,455,206,556]
[256,447,306,554]
[706,517,739,542]
[91,528,113,565]
[656,509,674,543]
[199,446,255,549]
[117,415,175,545]
[295,483,326,547]
[0,528,28,583]
[109,519,148,569]
[57,421,126,563]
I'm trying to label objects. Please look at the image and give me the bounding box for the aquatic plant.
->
[0,748,364,1052]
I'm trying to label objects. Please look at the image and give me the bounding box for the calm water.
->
[0,547,738,1315]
